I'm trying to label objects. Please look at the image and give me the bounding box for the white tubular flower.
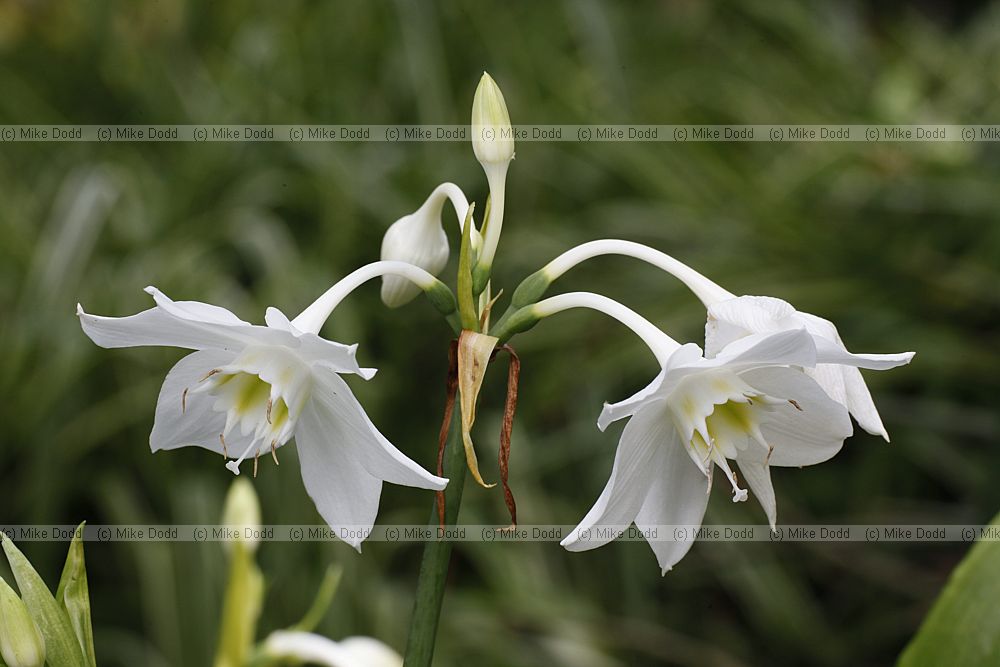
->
[380,182,471,308]
[537,239,914,440]
[542,293,852,573]
[263,631,402,667]
[78,266,448,551]
[471,71,514,276]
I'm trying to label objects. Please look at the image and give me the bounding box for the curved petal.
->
[633,431,711,574]
[296,402,383,551]
[707,296,796,334]
[812,335,915,370]
[736,447,776,530]
[78,303,247,351]
[562,404,672,552]
[145,286,249,324]
[740,367,852,467]
[712,328,817,370]
[598,369,667,432]
[150,349,255,455]
[309,369,446,490]
[843,366,891,441]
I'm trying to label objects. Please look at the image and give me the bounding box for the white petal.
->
[740,367,852,467]
[264,306,297,331]
[309,369,446,490]
[78,303,245,351]
[633,431,711,574]
[562,404,670,552]
[144,286,249,324]
[804,364,848,407]
[843,366,891,441]
[712,328,816,370]
[150,349,249,454]
[707,296,796,334]
[263,631,402,667]
[597,369,667,431]
[812,335,915,370]
[295,402,384,551]
[736,448,777,530]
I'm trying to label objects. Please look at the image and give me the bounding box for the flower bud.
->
[380,184,469,308]
[471,72,514,167]
[221,478,261,554]
[0,577,46,667]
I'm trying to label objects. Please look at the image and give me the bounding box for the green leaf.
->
[456,201,479,331]
[55,523,96,667]
[899,513,1000,666]
[1,534,86,667]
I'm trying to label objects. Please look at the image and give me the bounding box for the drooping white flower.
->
[380,182,472,308]
[77,263,449,550]
[523,292,854,573]
[534,239,915,440]
[263,631,401,667]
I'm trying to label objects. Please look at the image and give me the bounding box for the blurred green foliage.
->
[1,1,999,665]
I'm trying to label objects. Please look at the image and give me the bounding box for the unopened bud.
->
[471,72,514,167]
[0,577,45,667]
[221,478,261,554]
[380,184,469,308]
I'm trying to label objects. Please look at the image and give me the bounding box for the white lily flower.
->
[534,239,915,440]
[263,631,402,667]
[380,182,474,308]
[529,293,852,573]
[77,262,449,550]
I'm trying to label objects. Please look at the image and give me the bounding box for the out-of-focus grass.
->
[1,1,998,665]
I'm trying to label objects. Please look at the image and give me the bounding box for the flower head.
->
[563,328,853,573]
[705,295,914,440]
[78,285,447,550]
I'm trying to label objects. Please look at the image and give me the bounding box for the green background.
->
[1,1,998,665]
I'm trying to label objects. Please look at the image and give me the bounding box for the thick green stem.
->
[403,410,467,666]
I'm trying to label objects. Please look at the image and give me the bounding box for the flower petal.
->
[295,402,383,551]
[597,369,667,432]
[633,430,711,574]
[309,368,447,490]
[740,367,852,467]
[562,404,671,552]
[144,286,249,324]
[263,631,402,667]
[843,365,891,441]
[812,335,915,370]
[150,349,253,454]
[736,447,777,530]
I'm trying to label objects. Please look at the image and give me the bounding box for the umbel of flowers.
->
[77,72,913,574]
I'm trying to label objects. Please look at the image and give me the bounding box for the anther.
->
[270,440,279,465]
[219,433,229,458]
[182,387,189,413]
[266,398,273,424]
[253,449,260,478]
[199,368,222,383]
[789,399,802,411]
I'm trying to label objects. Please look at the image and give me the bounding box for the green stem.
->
[403,409,467,666]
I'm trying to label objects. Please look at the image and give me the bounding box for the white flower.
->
[536,239,915,440]
[77,283,447,550]
[561,324,854,573]
[705,295,914,441]
[380,183,472,308]
[263,631,402,667]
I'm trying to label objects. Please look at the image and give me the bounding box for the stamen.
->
[199,368,222,383]
[253,449,260,478]
[219,434,229,458]
[711,450,748,502]
[182,388,188,413]
[788,399,802,411]
[266,398,273,424]
[270,440,279,465]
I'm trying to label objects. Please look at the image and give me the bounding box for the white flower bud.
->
[471,72,514,167]
[380,183,469,308]
[221,478,262,554]
[0,577,46,667]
